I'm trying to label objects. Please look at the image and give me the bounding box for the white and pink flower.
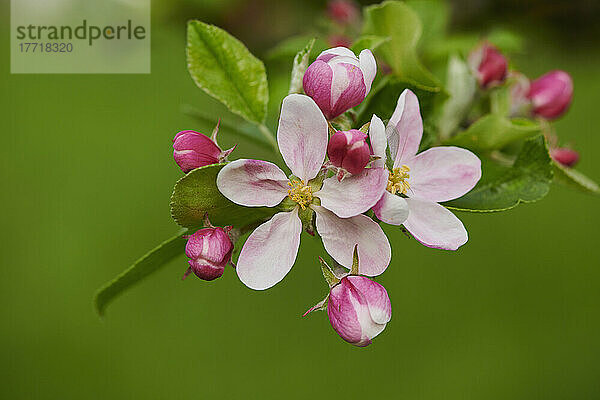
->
[216,94,390,290]
[369,89,482,250]
[303,47,376,120]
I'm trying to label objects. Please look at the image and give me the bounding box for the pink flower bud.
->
[327,0,359,25]
[184,227,233,281]
[173,126,235,173]
[551,147,579,168]
[327,129,371,175]
[303,47,377,120]
[468,43,508,88]
[327,34,352,48]
[527,70,573,120]
[327,276,391,347]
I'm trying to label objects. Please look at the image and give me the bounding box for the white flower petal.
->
[403,198,468,250]
[387,89,423,166]
[216,159,289,207]
[318,47,357,60]
[236,210,302,290]
[314,206,391,276]
[369,114,387,168]
[404,146,482,202]
[316,167,388,218]
[358,49,377,94]
[372,191,409,225]
[277,94,328,182]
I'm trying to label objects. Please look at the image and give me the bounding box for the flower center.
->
[287,179,313,209]
[387,165,411,195]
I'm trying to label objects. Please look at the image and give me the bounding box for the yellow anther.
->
[287,179,313,210]
[387,165,411,195]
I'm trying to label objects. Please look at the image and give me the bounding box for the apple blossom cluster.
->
[172,47,482,346]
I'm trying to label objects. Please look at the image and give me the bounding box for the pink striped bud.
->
[183,227,234,281]
[551,147,579,168]
[469,43,508,88]
[327,275,391,347]
[528,70,573,120]
[327,0,360,25]
[303,47,376,120]
[173,124,235,173]
[327,129,370,175]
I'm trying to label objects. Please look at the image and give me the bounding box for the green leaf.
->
[187,21,268,124]
[289,38,316,94]
[363,1,441,92]
[553,161,600,195]
[94,229,187,316]
[170,163,277,230]
[444,135,553,212]
[447,114,541,152]
[350,35,391,54]
[405,0,449,52]
[438,55,476,140]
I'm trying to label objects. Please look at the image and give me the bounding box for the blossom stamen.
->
[287,179,313,209]
[387,165,410,195]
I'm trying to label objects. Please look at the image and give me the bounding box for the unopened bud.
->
[173,123,235,173]
[183,227,233,281]
[528,70,573,120]
[551,147,579,168]
[469,42,508,88]
[327,129,371,175]
[327,0,359,25]
[303,47,376,120]
[327,275,391,347]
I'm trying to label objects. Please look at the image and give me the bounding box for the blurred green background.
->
[1,0,599,399]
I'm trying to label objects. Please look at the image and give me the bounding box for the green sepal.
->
[319,257,341,288]
[350,244,360,276]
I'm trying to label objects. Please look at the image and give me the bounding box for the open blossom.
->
[328,275,391,347]
[173,124,235,173]
[370,89,482,250]
[303,47,376,120]
[528,70,573,120]
[183,227,233,281]
[216,94,390,290]
[327,129,371,175]
[468,42,508,88]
